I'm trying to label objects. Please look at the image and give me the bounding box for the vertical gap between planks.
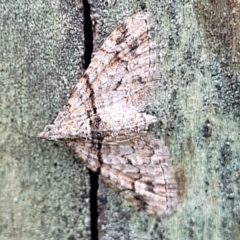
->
[82,0,99,239]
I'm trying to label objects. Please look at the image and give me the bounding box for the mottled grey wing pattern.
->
[40,13,178,217]
[66,132,177,216]
[40,13,158,142]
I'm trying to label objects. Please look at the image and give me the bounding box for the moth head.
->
[39,124,56,140]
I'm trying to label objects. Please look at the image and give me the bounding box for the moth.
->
[40,13,177,216]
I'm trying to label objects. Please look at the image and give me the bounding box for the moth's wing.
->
[40,13,159,141]
[101,133,177,216]
[70,12,159,113]
[65,139,101,172]
[40,110,157,142]
[66,133,177,217]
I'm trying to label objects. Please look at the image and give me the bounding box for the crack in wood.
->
[82,1,99,239]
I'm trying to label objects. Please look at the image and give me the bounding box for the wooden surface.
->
[0,0,240,239]
[0,1,91,239]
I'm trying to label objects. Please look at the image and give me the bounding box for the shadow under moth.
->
[40,13,177,217]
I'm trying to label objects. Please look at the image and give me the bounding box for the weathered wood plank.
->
[0,1,91,239]
[90,1,240,239]
[1,0,239,239]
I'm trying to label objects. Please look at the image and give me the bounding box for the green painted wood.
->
[0,1,91,239]
[1,0,239,239]
[91,1,240,240]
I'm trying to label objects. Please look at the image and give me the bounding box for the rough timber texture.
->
[1,1,240,240]
[90,1,240,240]
[0,1,91,239]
